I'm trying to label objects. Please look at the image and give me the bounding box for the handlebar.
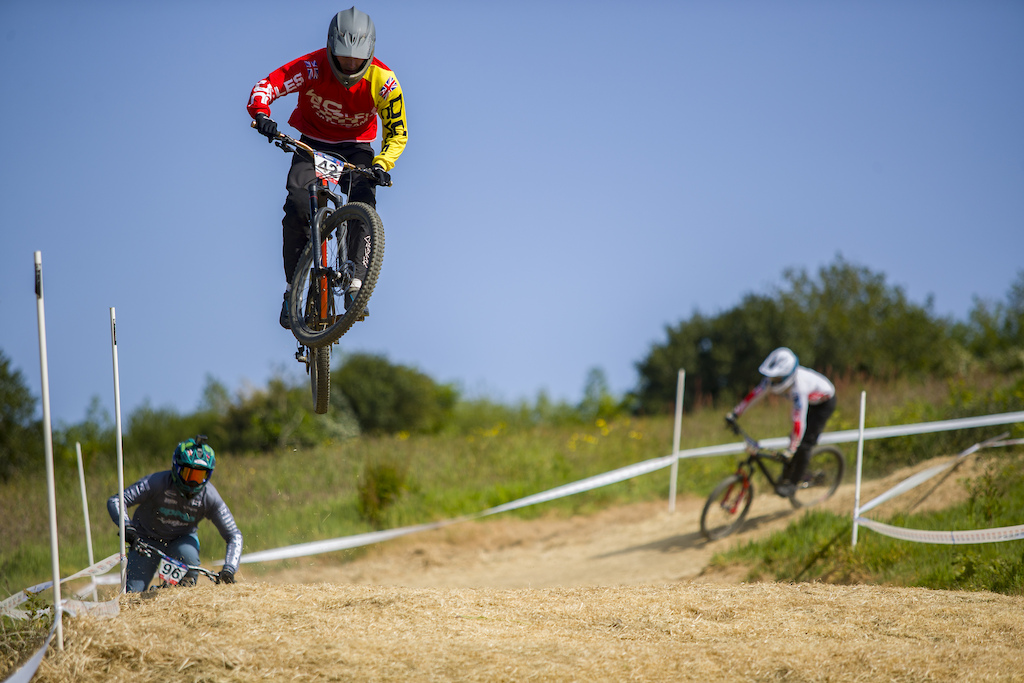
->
[724,414,741,436]
[252,120,320,157]
[131,537,222,585]
[251,121,388,185]
[725,415,785,460]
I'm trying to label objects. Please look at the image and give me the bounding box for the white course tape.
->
[61,598,120,619]
[820,410,1024,446]
[237,518,472,564]
[480,454,678,516]
[858,460,960,516]
[74,573,121,599]
[854,431,1003,516]
[855,433,1024,545]
[1,552,121,619]
[238,454,683,564]
[4,620,57,683]
[237,412,1023,565]
[854,517,1024,544]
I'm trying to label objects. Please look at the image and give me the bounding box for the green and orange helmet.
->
[171,436,216,497]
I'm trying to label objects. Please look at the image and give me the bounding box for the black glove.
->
[219,568,236,584]
[370,164,392,186]
[122,523,139,544]
[254,113,278,142]
[724,412,739,434]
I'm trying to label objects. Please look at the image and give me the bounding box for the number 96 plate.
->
[157,556,189,585]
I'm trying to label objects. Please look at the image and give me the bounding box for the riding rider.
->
[107,436,243,591]
[247,6,408,328]
[726,347,837,498]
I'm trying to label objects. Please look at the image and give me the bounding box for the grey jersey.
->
[107,471,243,573]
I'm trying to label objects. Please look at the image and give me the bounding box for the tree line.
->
[2,255,1022,477]
[633,256,1024,413]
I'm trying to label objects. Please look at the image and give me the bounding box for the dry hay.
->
[14,452,1021,681]
[32,581,1024,682]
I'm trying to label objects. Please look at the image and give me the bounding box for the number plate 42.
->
[157,556,189,585]
[313,152,346,185]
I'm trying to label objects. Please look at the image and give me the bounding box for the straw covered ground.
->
[35,582,1024,682]
[19,457,1024,681]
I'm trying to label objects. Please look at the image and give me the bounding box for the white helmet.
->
[327,7,376,88]
[759,347,798,391]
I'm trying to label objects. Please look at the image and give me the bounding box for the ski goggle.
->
[179,465,211,485]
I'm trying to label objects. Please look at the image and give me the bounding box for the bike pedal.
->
[295,352,308,364]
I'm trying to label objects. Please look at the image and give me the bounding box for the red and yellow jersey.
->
[247,49,408,171]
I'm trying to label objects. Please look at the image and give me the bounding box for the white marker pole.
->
[668,369,685,512]
[76,442,98,601]
[110,308,127,591]
[34,252,63,650]
[852,390,866,547]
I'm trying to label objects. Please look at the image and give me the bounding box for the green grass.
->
[2,374,1021,596]
[712,449,1024,594]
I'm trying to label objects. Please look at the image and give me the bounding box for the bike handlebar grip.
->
[724,413,740,435]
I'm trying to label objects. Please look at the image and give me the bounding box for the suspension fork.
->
[307,179,331,323]
[722,462,753,513]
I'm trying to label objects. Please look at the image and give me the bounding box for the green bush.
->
[335,353,456,435]
[357,459,409,527]
[0,351,42,481]
[952,270,1024,372]
[868,376,1024,475]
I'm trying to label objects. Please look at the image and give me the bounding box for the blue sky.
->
[1,1,1022,426]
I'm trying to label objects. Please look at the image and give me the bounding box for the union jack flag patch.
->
[379,76,397,98]
[304,60,319,80]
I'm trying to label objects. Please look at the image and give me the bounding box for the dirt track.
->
[25,457,1024,682]
[261,459,969,589]
[264,496,763,589]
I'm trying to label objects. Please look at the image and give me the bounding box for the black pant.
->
[785,395,837,482]
[281,138,377,284]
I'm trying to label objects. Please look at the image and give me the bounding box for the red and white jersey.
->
[247,49,408,171]
[731,366,835,451]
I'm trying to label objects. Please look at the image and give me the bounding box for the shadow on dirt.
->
[591,509,794,560]
[735,508,795,535]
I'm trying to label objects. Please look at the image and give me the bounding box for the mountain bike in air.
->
[254,123,387,414]
[700,416,845,541]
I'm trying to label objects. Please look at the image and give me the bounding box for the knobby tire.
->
[288,202,385,348]
[310,345,330,414]
[789,445,845,509]
[700,474,754,541]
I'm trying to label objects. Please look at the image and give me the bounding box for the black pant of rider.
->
[783,395,837,485]
[281,137,377,286]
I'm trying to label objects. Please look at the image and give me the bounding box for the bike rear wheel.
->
[789,445,845,508]
[700,474,754,541]
[310,345,330,415]
[289,202,385,348]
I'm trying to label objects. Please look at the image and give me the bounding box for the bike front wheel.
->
[310,345,330,415]
[700,474,754,541]
[289,202,385,348]
[789,445,845,509]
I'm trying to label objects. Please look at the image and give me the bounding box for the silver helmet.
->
[759,347,799,392]
[327,7,375,88]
